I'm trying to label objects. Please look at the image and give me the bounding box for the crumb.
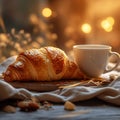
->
[42,101,53,110]
[17,100,40,112]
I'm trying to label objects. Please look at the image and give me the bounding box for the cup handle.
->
[104,52,120,73]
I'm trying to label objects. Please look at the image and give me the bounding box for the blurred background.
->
[0,0,120,62]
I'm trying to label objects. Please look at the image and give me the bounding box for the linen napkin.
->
[0,56,120,106]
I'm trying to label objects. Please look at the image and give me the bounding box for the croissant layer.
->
[3,46,85,82]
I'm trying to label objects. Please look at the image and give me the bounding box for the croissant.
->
[3,46,86,82]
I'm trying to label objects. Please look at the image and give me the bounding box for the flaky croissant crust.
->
[3,46,86,82]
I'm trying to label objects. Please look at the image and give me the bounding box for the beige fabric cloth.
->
[0,56,120,106]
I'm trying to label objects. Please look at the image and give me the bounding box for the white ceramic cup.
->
[73,44,120,77]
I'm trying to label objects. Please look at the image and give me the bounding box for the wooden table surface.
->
[0,98,120,120]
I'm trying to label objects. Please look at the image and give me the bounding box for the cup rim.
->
[73,44,111,49]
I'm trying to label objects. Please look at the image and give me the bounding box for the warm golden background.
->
[0,0,120,62]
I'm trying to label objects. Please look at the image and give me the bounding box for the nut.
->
[3,105,16,113]
[64,101,76,111]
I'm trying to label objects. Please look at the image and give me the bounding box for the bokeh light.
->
[42,7,52,18]
[81,23,92,34]
[101,16,115,32]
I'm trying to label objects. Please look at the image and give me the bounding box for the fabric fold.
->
[0,77,120,106]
